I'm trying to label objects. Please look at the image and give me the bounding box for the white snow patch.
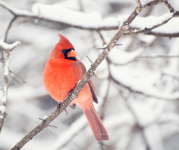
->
[108,47,144,64]
[130,13,173,29]
[2,93,7,103]
[110,65,179,99]
[0,39,20,50]
[32,3,102,28]
[0,106,6,113]
[43,116,48,119]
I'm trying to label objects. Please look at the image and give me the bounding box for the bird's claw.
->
[57,102,68,115]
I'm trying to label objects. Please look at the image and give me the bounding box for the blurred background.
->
[0,0,179,150]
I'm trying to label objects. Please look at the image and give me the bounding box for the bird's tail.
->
[82,104,109,141]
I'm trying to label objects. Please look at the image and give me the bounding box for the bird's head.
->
[49,34,77,61]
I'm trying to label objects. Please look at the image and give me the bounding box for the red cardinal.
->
[43,34,109,141]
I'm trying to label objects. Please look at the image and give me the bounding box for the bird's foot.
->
[57,102,68,115]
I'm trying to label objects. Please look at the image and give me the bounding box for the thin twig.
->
[124,12,175,36]
[9,70,26,84]
[135,55,179,59]
[4,16,17,42]
[38,118,57,128]
[86,55,97,78]
[164,0,175,13]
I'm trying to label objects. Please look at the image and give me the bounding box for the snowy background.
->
[0,0,179,150]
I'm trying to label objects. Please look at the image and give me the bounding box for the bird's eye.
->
[62,49,65,53]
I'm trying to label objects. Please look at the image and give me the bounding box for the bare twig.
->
[135,55,179,59]
[9,70,26,84]
[38,118,57,128]
[86,55,97,78]
[164,0,175,13]
[146,32,179,38]
[86,55,92,63]
[4,16,17,42]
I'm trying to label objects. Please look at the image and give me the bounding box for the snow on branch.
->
[0,39,20,51]
[124,12,179,36]
[110,65,179,100]
[0,1,118,31]
[11,1,169,150]
[0,39,20,133]
[0,0,178,36]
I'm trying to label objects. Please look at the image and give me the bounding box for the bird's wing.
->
[76,60,98,104]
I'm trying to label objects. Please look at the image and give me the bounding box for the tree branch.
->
[0,40,20,134]
[164,0,175,13]
[4,16,17,42]
[135,0,142,8]
[135,55,179,59]
[124,12,176,36]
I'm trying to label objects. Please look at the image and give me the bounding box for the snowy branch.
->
[0,0,178,37]
[0,40,20,134]
[124,11,178,36]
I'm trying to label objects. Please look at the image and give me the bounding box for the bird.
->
[43,34,109,141]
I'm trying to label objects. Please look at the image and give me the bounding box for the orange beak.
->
[67,50,77,58]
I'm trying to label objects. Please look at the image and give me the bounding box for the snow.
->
[153,17,179,33]
[32,3,102,28]
[43,116,48,119]
[0,1,37,17]
[129,97,166,126]
[0,106,6,113]
[52,115,87,150]
[130,13,173,29]
[108,47,144,64]
[2,93,7,103]
[110,65,179,100]
[4,59,9,76]
[0,39,20,51]
[144,124,164,150]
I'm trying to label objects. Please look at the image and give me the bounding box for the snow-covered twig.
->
[124,12,175,36]
[0,40,20,133]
